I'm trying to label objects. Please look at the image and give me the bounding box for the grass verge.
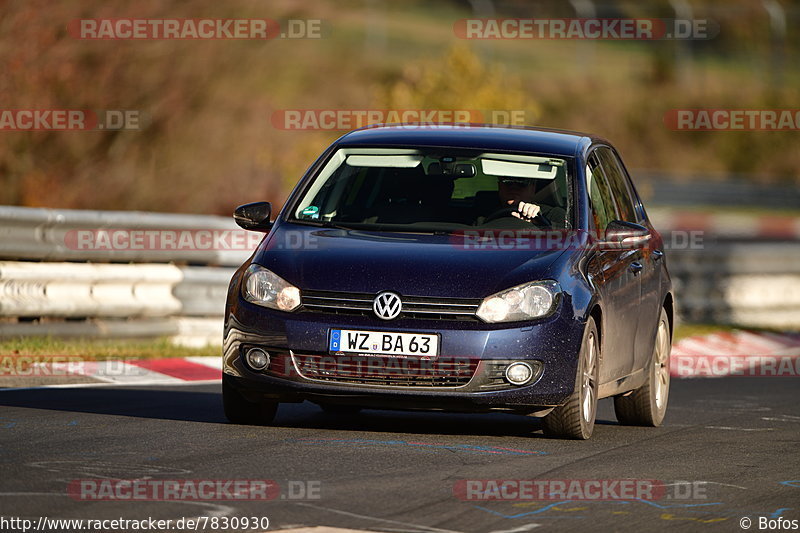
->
[0,337,219,360]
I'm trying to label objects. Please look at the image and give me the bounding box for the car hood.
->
[253,223,569,299]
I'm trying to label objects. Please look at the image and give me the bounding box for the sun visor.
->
[481,159,558,179]
[346,155,423,168]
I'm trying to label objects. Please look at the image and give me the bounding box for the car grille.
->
[292,353,478,388]
[301,290,481,321]
[481,361,511,389]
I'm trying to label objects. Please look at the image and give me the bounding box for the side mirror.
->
[234,202,272,232]
[604,220,650,248]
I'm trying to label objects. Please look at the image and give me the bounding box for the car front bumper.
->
[223,297,586,413]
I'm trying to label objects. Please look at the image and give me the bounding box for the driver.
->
[493,177,565,225]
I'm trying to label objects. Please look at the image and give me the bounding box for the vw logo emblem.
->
[373,292,402,320]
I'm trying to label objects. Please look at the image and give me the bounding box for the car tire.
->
[542,316,599,440]
[614,307,671,427]
[223,379,278,425]
[320,404,362,415]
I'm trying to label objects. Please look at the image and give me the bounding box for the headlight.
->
[476,280,560,323]
[242,264,301,312]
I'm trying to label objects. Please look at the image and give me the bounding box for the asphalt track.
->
[0,377,798,533]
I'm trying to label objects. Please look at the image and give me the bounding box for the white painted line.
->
[489,524,542,533]
[675,337,719,357]
[762,415,800,423]
[95,361,184,384]
[292,503,461,533]
[274,528,388,533]
[0,379,220,392]
[185,356,222,369]
[705,426,774,432]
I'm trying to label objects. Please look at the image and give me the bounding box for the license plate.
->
[329,329,439,357]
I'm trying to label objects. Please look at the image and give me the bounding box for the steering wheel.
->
[482,206,551,227]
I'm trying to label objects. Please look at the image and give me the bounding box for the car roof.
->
[334,124,606,158]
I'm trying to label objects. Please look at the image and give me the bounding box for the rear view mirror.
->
[453,164,476,177]
[234,202,272,232]
[604,220,650,248]
[426,162,475,177]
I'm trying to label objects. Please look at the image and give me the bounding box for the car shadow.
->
[0,385,620,438]
[0,386,227,423]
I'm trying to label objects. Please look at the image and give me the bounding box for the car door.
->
[595,146,650,376]
[585,151,638,383]
[604,147,664,373]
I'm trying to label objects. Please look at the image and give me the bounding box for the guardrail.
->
[0,205,798,347]
[0,205,251,265]
[0,259,238,347]
[668,243,800,329]
[0,206,254,346]
[647,208,800,329]
[639,174,800,210]
[0,262,182,318]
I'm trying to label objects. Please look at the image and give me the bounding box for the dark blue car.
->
[223,124,674,439]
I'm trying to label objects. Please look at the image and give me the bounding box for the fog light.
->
[505,362,534,386]
[245,347,270,370]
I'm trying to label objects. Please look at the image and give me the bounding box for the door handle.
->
[652,250,664,261]
[629,261,643,275]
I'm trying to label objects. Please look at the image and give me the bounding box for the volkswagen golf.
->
[222,124,674,439]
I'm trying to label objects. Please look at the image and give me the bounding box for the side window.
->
[596,147,636,223]
[587,153,616,231]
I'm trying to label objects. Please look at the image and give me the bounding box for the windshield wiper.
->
[367,226,458,236]
[392,229,453,235]
[290,219,354,230]
[292,219,459,235]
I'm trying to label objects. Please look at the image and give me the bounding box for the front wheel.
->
[614,307,671,426]
[223,379,278,425]
[542,317,599,440]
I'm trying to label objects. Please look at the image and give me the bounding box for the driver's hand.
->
[510,201,541,221]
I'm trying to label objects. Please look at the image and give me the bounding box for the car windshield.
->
[289,147,572,232]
